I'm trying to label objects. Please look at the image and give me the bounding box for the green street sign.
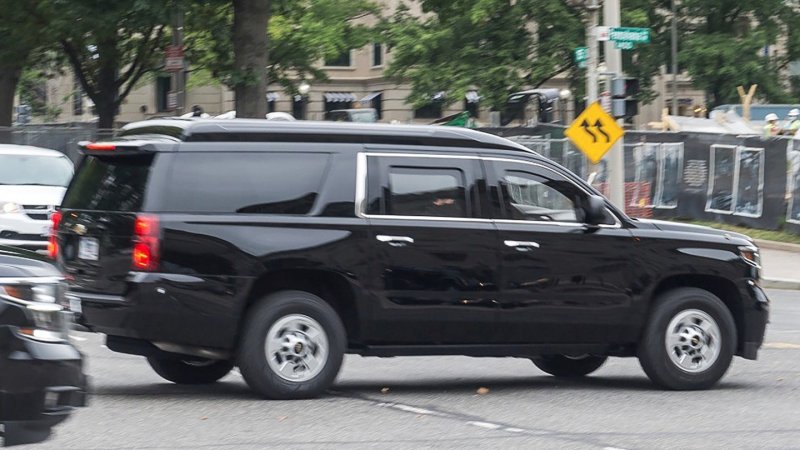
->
[615,40,635,50]
[610,27,650,44]
[574,46,588,69]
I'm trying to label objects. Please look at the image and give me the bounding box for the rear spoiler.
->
[78,141,162,156]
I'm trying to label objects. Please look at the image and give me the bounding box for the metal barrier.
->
[0,126,113,163]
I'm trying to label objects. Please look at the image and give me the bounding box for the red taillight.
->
[132,215,159,271]
[48,211,62,259]
[85,142,117,151]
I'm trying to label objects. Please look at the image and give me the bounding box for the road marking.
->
[467,421,502,430]
[763,342,800,349]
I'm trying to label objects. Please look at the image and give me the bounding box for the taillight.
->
[132,214,160,271]
[48,211,62,259]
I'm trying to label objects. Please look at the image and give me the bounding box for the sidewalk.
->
[758,240,800,290]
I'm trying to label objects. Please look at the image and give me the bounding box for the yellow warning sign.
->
[564,102,624,164]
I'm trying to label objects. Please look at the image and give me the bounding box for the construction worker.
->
[764,113,780,137]
[783,109,800,135]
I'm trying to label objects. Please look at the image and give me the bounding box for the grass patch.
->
[672,219,800,245]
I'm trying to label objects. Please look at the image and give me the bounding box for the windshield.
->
[0,154,74,187]
[349,110,377,123]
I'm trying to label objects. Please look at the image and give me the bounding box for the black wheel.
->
[147,357,234,384]
[532,354,607,377]
[638,287,736,390]
[237,290,346,400]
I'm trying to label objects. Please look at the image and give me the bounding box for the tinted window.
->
[0,154,73,187]
[161,152,329,214]
[62,155,153,211]
[501,170,578,222]
[386,167,466,218]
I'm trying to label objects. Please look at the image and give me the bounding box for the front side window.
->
[387,167,467,218]
[500,170,578,222]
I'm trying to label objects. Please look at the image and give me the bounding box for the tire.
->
[532,354,607,377]
[147,357,234,384]
[638,287,737,390]
[237,290,346,399]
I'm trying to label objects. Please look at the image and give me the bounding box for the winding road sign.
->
[565,102,624,164]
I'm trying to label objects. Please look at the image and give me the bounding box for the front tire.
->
[237,290,346,399]
[147,357,234,384]
[532,354,607,377]
[638,287,736,390]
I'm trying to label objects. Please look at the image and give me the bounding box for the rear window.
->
[160,152,329,214]
[61,155,154,212]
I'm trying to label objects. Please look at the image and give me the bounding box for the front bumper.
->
[736,279,769,360]
[0,328,87,446]
[0,213,50,250]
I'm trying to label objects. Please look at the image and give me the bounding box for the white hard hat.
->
[789,108,800,117]
[766,113,779,121]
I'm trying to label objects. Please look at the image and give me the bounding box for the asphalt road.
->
[20,289,800,450]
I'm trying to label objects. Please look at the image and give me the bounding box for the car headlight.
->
[0,201,23,214]
[0,278,70,342]
[739,246,761,268]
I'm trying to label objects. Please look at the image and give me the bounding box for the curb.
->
[762,278,800,291]
[755,239,800,253]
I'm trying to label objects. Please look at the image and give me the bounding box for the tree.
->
[232,0,270,118]
[384,0,584,112]
[45,0,171,128]
[186,0,378,107]
[0,1,53,126]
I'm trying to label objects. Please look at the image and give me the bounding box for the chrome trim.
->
[357,152,623,229]
[504,240,540,248]
[0,276,64,285]
[376,235,415,244]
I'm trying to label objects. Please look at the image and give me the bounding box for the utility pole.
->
[671,0,678,116]
[171,7,186,116]
[586,0,601,105]
[603,0,625,208]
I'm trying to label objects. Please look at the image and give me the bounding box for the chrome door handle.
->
[504,240,540,250]
[377,235,415,247]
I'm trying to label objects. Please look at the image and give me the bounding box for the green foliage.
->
[186,0,379,93]
[384,0,583,111]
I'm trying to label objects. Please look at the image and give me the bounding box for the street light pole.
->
[603,0,625,208]
[586,0,601,106]
[671,0,679,116]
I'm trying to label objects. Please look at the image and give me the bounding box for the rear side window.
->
[62,155,154,212]
[161,152,329,214]
[387,167,466,217]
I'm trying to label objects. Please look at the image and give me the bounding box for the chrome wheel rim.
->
[265,314,328,382]
[665,309,721,373]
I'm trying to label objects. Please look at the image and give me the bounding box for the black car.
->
[53,119,768,399]
[0,245,86,446]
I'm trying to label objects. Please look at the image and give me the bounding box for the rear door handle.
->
[504,240,540,251]
[376,235,415,247]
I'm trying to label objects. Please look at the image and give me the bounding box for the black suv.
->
[0,245,86,446]
[53,119,768,399]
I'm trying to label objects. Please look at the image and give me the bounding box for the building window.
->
[267,92,279,113]
[325,50,352,67]
[464,91,480,118]
[156,76,172,112]
[414,92,445,119]
[372,43,383,67]
[360,92,383,120]
[292,95,307,120]
[72,77,83,116]
[324,92,356,114]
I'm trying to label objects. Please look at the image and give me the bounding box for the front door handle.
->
[377,235,415,247]
[504,240,540,251]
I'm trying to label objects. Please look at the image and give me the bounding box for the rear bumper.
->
[72,272,251,352]
[0,332,87,446]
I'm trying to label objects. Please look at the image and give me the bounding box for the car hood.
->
[0,245,60,278]
[0,185,67,206]
[635,219,754,244]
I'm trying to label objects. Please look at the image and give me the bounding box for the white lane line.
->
[763,342,800,349]
[603,447,629,450]
[376,402,441,416]
[467,421,502,430]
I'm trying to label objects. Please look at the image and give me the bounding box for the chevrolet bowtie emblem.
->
[72,224,87,235]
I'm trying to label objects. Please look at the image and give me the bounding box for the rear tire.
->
[532,354,607,377]
[237,290,346,399]
[147,357,234,384]
[638,287,736,390]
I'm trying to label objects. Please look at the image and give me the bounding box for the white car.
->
[0,145,74,250]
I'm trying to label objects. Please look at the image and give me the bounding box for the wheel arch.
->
[647,274,745,355]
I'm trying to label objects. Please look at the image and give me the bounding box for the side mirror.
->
[583,195,607,226]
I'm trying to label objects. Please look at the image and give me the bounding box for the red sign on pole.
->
[164,45,184,72]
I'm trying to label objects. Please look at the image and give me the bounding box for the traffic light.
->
[611,77,639,119]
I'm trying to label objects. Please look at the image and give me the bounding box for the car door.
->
[360,151,502,345]
[486,157,637,344]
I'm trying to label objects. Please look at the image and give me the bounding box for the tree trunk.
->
[0,65,22,127]
[232,0,270,119]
